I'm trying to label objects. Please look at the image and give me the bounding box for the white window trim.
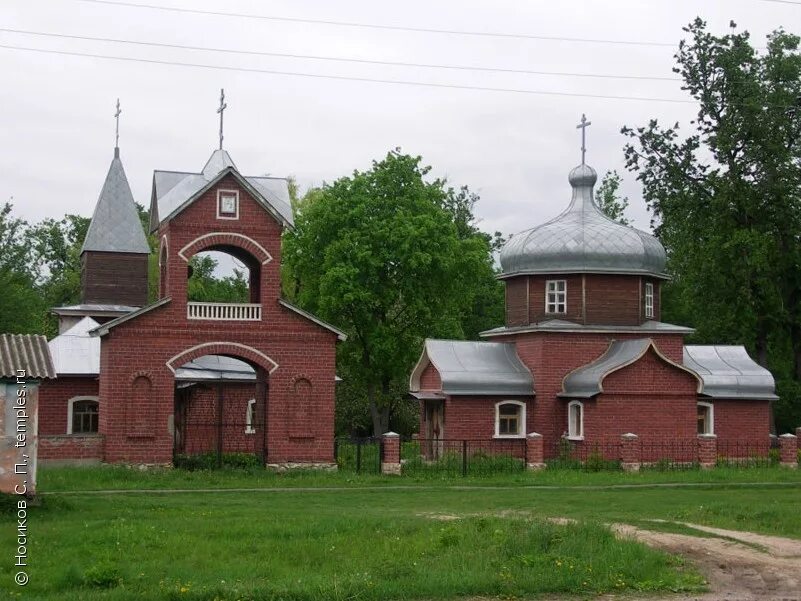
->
[66,396,99,435]
[644,282,654,318]
[245,398,256,434]
[545,279,567,314]
[697,401,714,435]
[494,400,526,439]
[566,400,584,441]
[216,189,240,220]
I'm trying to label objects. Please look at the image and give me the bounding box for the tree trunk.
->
[368,382,390,436]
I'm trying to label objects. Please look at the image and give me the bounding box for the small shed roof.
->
[684,345,778,400]
[561,338,700,398]
[0,334,56,380]
[410,339,534,397]
[48,317,101,376]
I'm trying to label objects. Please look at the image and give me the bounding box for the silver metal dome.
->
[499,164,667,279]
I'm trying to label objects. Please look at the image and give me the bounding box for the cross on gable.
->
[217,88,227,150]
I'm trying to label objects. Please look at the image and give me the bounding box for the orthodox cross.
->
[576,113,591,165]
[217,88,227,150]
[114,98,122,149]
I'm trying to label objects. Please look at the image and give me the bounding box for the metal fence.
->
[334,437,382,474]
[546,438,622,471]
[402,438,526,476]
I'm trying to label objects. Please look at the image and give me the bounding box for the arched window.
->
[567,401,584,440]
[697,402,714,435]
[495,401,526,438]
[245,398,256,434]
[67,396,99,434]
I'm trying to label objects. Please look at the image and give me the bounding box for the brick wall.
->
[713,399,771,448]
[38,377,99,436]
[419,364,441,390]
[39,434,104,462]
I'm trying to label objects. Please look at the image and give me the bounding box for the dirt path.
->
[612,523,801,600]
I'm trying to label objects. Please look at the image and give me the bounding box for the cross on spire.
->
[217,88,227,150]
[576,113,591,165]
[114,98,122,153]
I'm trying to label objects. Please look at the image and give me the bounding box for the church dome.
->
[499,163,667,279]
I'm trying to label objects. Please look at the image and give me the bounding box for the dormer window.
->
[546,279,567,314]
[217,190,239,220]
[644,282,654,318]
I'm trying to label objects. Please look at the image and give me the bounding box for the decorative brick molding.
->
[166,342,279,375]
[381,432,401,475]
[178,232,273,265]
[620,433,641,472]
[697,434,717,469]
[779,434,798,468]
[526,432,545,470]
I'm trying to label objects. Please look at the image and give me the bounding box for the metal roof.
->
[410,339,534,396]
[0,334,56,380]
[175,354,255,382]
[480,319,694,338]
[499,164,667,279]
[81,148,150,255]
[150,149,293,232]
[51,304,138,316]
[91,297,171,337]
[684,345,778,400]
[561,338,700,398]
[48,317,101,376]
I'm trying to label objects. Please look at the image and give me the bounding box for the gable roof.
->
[684,345,778,400]
[82,149,150,255]
[0,334,56,380]
[150,149,293,232]
[279,299,347,341]
[409,339,534,396]
[560,338,701,398]
[48,316,100,375]
[90,297,171,337]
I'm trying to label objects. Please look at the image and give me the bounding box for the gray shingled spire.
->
[81,148,150,255]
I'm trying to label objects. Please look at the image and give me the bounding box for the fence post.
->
[356,441,362,474]
[779,434,798,469]
[620,433,640,472]
[381,432,401,475]
[462,440,468,477]
[526,432,545,471]
[697,434,717,469]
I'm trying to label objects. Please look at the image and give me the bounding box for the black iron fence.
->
[334,437,382,474]
[547,438,622,471]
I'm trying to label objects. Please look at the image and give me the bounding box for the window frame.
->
[545,279,567,314]
[67,396,100,435]
[494,400,526,439]
[697,401,714,435]
[245,398,256,434]
[566,400,584,440]
[644,282,654,319]
[216,189,240,220]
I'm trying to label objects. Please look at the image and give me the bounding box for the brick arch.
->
[165,342,279,375]
[177,232,273,265]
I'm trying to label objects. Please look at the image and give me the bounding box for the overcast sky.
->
[1,0,797,239]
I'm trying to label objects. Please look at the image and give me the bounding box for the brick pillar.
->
[526,432,545,471]
[620,433,640,472]
[697,434,717,469]
[779,434,798,469]
[381,432,401,475]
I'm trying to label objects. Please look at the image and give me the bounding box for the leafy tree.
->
[0,203,43,333]
[595,170,631,225]
[187,254,250,303]
[622,19,801,430]
[284,150,501,435]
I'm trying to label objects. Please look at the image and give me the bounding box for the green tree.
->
[0,203,43,333]
[622,19,801,430]
[595,170,631,225]
[284,150,501,435]
[187,254,250,303]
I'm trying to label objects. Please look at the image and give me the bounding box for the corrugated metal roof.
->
[0,334,56,379]
[499,164,667,279]
[561,338,700,398]
[48,317,100,375]
[684,345,778,400]
[150,149,293,232]
[410,339,534,396]
[81,149,150,255]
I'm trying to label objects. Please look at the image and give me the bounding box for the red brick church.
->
[39,99,344,466]
[410,120,778,463]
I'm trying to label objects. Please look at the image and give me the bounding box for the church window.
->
[217,189,239,220]
[697,402,714,435]
[567,401,583,440]
[495,401,525,438]
[245,398,256,434]
[546,280,567,314]
[68,397,99,434]
[645,282,654,318]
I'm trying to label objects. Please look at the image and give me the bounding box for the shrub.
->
[82,561,122,589]
[173,452,261,471]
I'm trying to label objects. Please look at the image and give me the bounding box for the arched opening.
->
[159,239,168,299]
[187,246,260,304]
[172,351,269,467]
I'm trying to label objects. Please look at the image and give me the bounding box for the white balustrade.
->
[187,302,262,321]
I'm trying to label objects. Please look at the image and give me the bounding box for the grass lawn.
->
[2,466,800,600]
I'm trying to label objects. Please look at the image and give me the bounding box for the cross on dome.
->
[576,113,591,165]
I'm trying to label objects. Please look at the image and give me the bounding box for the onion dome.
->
[499,163,667,279]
